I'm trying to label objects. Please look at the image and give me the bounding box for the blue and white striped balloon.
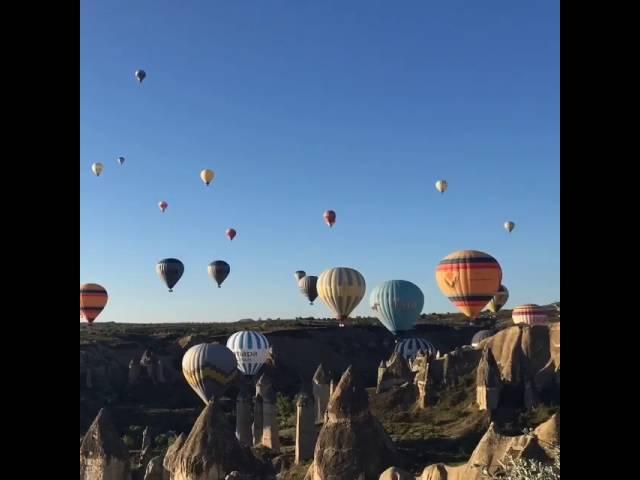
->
[226,330,271,377]
[394,337,435,362]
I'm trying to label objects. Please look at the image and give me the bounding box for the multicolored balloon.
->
[208,260,230,288]
[504,221,515,233]
[226,228,236,241]
[226,331,270,377]
[200,169,215,186]
[435,250,502,320]
[156,258,184,292]
[116,156,125,166]
[294,271,306,282]
[435,180,448,194]
[80,283,108,325]
[135,69,146,83]
[91,163,104,177]
[512,304,548,326]
[317,267,366,322]
[394,337,435,362]
[158,201,168,213]
[486,285,509,314]
[370,280,424,335]
[323,210,336,228]
[298,275,318,305]
[471,330,494,347]
[182,343,238,404]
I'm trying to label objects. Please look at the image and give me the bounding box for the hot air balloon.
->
[317,267,366,323]
[486,285,509,314]
[370,280,424,335]
[226,228,236,241]
[323,210,336,228]
[512,304,548,326]
[504,221,515,233]
[91,163,104,177]
[208,260,230,288]
[116,156,125,166]
[182,343,238,404]
[435,250,502,321]
[156,258,184,292]
[435,180,448,194]
[471,330,494,348]
[135,69,146,83]
[294,271,306,282]
[80,283,108,325]
[200,169,215,186]
[226,331,270,377]
[158,201,168,213]
[298,275,318,305]
[394,337,435,362]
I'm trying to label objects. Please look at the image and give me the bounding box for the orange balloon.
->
[80,283,108,325]
[435,250,502,320]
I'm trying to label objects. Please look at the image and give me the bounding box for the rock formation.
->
[162,433,185,479]
[378,467,415,480]
[144,456,164,480]
[311,364,330,425]
[171,401,259,480]
[417,413,559,480]
[295,391,316,464]
[476,348,501,413]
[376,352,413,394]
[128,358,141,386]
[261,385,281,453]
[235,391,253,447]
[80,408,131,480]
[414,357,431,409]
[252,395,263,447]
[306,366,398,480]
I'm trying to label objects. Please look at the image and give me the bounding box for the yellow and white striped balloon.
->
[317,267,366,322]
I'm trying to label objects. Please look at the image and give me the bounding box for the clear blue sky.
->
[80,1,559,323]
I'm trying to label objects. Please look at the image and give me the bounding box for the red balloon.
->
[323,210,336,228]
[226,228,237,241]
[158,201,168,212]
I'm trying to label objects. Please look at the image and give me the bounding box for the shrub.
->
[480,447,560,480]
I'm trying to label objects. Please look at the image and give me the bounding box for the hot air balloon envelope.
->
[182,343,238,404]
[370,280,424,335]
[317,267,366,322]
[226,331,270,377]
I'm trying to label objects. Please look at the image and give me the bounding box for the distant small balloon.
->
[226,228,236,241]
[201,169,215,186]
[294,271,306,282]
[91,163,104,177]
[158,201,168,213]
[116,156,125,166]
[435,180,448,194]
[135,69,146,83]
[504,221,515,233]
[323,210,336,228]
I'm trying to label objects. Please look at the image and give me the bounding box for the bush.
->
[276,392,295,426]
[480,447,560,480]
[122,434,136,450]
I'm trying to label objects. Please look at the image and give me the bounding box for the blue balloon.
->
[370,280,424,335]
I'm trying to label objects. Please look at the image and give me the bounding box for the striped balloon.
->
[156,258,184,292]
[512,304,548,326]
[80,283,108,325]
[370,280,424,335]
[182,343,238,404]
[471,330,494,347]
[486,285,509,314]
[226,331,271,377]
[298,275,318,304]
[435,250,502,320]
[394,337,435,362]
[317,267,366,322]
